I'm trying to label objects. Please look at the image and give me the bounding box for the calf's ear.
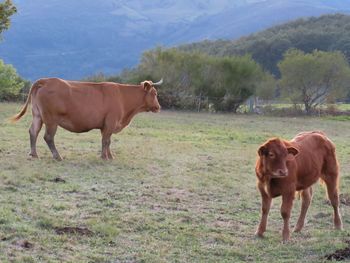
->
[258,145,268,156]
[287,146,299,156]
[141,81,152,92]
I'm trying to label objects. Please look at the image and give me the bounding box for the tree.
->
[278,49,350,114]
[255,72,276,100]
[124,48,271,112]
[0,59,24,100]
[0,0,16,38]
[0,1,23,101]
[206,55,266,112]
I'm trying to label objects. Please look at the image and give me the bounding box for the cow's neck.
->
[120,85,147,126]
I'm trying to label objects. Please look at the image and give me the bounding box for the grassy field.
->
[0,103,349,262]
[254,103,350,112]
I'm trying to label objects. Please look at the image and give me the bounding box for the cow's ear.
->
[258,145,268,157]
[141,81,152,92]
[287,146,299,156]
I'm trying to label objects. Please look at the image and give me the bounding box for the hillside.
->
[179,14,350,76]
[0,0,350,80]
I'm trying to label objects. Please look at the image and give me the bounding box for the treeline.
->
[85,48,275,112]
[82,13,350,114]
[179,14,350,77]
[84,46,350,114]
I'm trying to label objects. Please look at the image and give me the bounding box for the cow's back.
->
[291,131,337,189]
[33,78,118,132]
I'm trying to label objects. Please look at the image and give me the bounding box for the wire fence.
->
[11,92,350,116]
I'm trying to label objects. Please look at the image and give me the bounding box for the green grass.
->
[261,103,350,111]
[0,103,350,262]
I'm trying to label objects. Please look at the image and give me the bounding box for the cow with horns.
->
[11,78,163,160]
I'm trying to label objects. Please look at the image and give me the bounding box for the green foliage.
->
[0,0,16,37]
[118,48,271,112]
[278,49,350,114]
[179,14,350,78]
[255,72,276,100]
[0,59,24,101]
[82,72,122,83]
[207,56,268,112]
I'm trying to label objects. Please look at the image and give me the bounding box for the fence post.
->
[249,97,254,113]
[197,92,202,112]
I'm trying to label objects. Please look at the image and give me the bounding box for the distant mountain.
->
[0,0,350,80]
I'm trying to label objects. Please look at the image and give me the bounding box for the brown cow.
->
[255,131,342,242]
[10,77,162,160]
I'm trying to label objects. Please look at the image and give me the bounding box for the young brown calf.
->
[255,131,342,242]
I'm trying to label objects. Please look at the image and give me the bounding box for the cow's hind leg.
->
[325,180,342,230]
[101,129,113,160]
[323,177,342,230]
[294,187,312,232]
[29,114,43,158]
[322,156,342,230]
[44,124,62,161]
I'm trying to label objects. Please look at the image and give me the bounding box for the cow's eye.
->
[268,153,275,158]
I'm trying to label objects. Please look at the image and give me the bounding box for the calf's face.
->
[258,139,298,178]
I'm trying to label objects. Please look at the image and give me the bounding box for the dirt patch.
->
[54,226,93,236]
[51,177,66,183]
[340,194,350,206]
[13,240,34,249]
[165,188,193,203]
[324,240,350,261]
[323,194,350,206]
[313,212,329,219]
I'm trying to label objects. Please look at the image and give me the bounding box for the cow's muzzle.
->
[150,106,160,113]
[271,169,288,178]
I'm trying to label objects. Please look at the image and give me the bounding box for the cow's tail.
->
[9,80,43,123]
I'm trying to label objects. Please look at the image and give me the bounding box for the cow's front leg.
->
[101,130,113,160]
[255,185,272,238]
[106,146,114,160]
[281,193,294,242]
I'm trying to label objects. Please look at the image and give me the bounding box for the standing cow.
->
[11,78,162,160]
[255,131,342,242]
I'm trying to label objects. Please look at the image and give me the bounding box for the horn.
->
[153,78,163,86]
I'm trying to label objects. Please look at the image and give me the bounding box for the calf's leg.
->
[294,187,313,232]
[281,193,294,242]
[322,153,342,230]
[44,124,62,161]
[324,179,342,230]
[255,187,272,237]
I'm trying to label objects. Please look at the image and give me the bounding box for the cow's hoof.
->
[29,153,38,158]
[282,239,290,244]
[334,225,343,231]
[53,156,63,161]
[293,227,303,233]
[254,232,264,239]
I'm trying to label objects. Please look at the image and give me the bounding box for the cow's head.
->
[257,138,299,178]
[141,79,162,113]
